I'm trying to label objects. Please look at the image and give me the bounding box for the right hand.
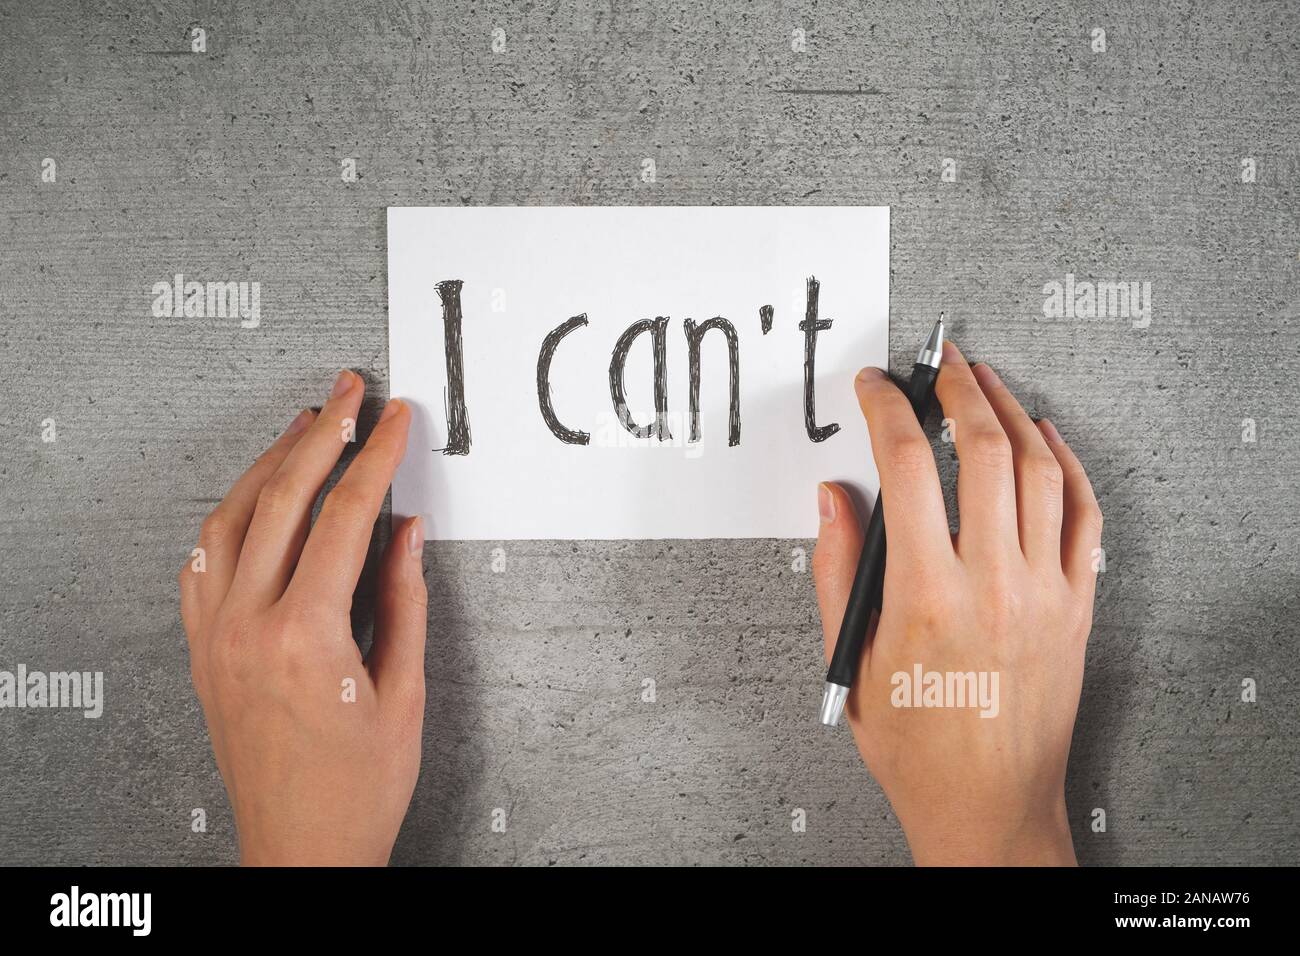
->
[812,342,1102,865]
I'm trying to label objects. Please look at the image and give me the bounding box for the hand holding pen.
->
[821,319,945,725]
[812,339,1103,865]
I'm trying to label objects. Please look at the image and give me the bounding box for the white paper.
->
[387,206,889,540]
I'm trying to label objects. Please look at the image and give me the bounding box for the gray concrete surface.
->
[1,1,1297,865]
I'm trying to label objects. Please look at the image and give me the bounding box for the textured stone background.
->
[1,1,1296,865]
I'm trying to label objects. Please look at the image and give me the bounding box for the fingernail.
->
[973,362,1002,386]
[856,366,884,382]
[330,369,356,398]
[942,340,961,362]
[818,483,836,524]
[380,397,403,422]
[406,516,424,556]
[286,408,313,434]
[1039,418,1062,443]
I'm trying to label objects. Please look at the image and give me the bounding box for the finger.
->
[288,398,411,610]
[232,370,365,607]
[971,362,1064,568]
[184,408,316,619]
[1039,420,1103,590]
[368,516,428,714]
[932,342,1018,564]
[811,482,867,663]
[853,367,951,570]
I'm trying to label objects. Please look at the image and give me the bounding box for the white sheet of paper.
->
[388,206,889,540]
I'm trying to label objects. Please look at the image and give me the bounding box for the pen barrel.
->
[825,362,940,688]
[826,503,886,686]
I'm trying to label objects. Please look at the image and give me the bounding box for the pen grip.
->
[825,363,938,688]
[904,362,939,424]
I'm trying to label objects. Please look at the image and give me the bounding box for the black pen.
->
[819,318,945,726]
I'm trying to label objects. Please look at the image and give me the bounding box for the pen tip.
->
[915,319,945,370]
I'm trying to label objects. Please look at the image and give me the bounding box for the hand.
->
[179,370,427,866]
[813,342,1102,865]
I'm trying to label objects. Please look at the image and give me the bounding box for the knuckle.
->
[402,576,429,611]
[981,579,1022,632]
[963,429,1012,469]
[281,586,340,625]
[975,549,1016,587]
[284,594,346,639]
[323,482,369,517]
[267,633,310,676]
[249,448,278,475]
[198,510,232,548]
[1025,453,1064,490]
[383,563,428,614]
[882,434,934,475]
[256,472,300,514]
[207,617,259,677]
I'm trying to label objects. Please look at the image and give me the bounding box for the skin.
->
[181,346,1098,866]
[179,370,427,866]
[812,340,1102,865]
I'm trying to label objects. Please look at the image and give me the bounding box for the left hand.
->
[178,370,428,865]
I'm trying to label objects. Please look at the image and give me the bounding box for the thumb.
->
[811,482,866,664]
[369,515,428,707]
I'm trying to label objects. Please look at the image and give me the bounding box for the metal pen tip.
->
[916,316,945,369]
[819,682,850,727]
